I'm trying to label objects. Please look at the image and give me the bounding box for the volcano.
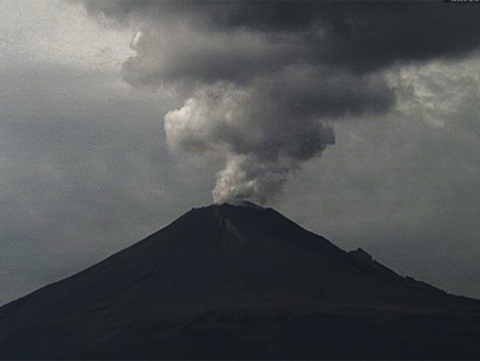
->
[1,203,480,359]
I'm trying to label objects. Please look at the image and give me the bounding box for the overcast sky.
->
[1,0,480,306]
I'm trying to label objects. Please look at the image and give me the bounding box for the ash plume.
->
[82,1,480,204]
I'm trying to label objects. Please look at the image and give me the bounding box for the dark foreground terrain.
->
[1,203,480,359]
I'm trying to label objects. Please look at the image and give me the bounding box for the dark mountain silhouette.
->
[1,203,480,359]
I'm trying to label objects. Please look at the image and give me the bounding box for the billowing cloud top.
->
[83,0,480,204]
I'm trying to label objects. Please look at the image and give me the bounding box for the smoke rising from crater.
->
[163,72,388,203]
[82,1,480,204]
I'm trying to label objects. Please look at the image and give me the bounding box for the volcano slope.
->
[1,203,480,359]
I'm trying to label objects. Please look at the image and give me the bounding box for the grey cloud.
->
[82,1,480,204]
[218,2,480,72]
[121,25,294,86]
[85,1,480,77]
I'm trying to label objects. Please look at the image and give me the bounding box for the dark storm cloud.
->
[84,1,480,77]
[82,0,480,204]
[221,1,480,71]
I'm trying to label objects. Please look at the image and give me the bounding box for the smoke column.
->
[82,1,480,204]
[164,80,338,204]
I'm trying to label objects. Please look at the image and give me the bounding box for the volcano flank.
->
[1,203,480,359]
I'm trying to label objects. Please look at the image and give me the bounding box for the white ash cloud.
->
[163,70,385,204]
[81,1,480,204]
[164,81,335,204]
[213,155,294,205]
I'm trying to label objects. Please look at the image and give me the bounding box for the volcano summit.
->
[1,203,480,359]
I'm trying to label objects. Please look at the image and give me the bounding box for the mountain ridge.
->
[1,203,480,359]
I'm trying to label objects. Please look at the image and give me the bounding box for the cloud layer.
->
[83,1,480,204]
